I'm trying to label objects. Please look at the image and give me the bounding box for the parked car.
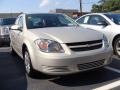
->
[10,13,112,76]
[76,13,120,57]
[0,18,16,46]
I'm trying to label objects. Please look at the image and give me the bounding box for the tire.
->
[24,49,35,77]
[113,37,120,57]
[0,44,2,47]
[11,47,17,55]
[0,39,2,47]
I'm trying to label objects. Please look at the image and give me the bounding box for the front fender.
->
[23,39,36,68]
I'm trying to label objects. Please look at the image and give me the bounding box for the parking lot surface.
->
[0,47,120,90]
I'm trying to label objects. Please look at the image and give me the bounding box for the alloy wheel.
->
[24,51,31,74]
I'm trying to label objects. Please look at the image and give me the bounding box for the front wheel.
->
[24,49,35,76]
[11,46,17,55]
[113,37,120,57]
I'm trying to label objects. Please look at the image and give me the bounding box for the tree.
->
[91,4,102,12]
[91,0,120,12]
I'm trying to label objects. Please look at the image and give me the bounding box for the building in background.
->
[0,13,22,18]
[50,9,89,19]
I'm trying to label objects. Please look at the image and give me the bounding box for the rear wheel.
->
[24,49,35,76]
[113,37,120,57]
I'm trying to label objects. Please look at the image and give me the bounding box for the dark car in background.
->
[0,18,16,46]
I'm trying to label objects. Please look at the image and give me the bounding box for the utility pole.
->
[79,0,82,15]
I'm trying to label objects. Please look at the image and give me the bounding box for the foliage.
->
[91,0,120,12]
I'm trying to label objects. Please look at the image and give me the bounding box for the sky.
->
[0,0,100,13]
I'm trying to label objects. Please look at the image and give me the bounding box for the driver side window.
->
[15,16,23,30]
[77,16,90,24]
[18,17,23,30]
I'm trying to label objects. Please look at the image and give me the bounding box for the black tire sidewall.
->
[11,46,16,55]
[114,37,120,57]
[24,49,34,76]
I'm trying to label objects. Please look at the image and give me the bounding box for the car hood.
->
[30,26,103,43]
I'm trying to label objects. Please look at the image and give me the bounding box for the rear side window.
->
[88,15,107,25]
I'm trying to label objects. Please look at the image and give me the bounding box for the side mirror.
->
[11,25,22,31]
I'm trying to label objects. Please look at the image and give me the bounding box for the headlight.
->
[34,39,64,53]
[103,35,109,48]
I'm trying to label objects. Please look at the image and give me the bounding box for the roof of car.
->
[24,13,64,15]
[77,13,120,19]
[85,13,120,15]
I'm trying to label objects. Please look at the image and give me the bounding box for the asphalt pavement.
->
[0,47,120,90]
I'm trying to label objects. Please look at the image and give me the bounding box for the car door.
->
[77,15,113,43]
[10,18,19,50]
[16,16,24,54]
[11,16,24,54]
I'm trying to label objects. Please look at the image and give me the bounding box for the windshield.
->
[104,14,120,25]
[26,14,78,29]
[0,18,16,25]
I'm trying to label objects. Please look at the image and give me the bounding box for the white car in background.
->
[76,13,120,57]
[0,18,16,46]
[10,13,112,76]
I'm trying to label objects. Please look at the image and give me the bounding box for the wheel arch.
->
[22,41,37,68]
[22,43,27,57]
[112,34,120,48]
[22,40,35,61]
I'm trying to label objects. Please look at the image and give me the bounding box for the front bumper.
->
[31,47,113,75]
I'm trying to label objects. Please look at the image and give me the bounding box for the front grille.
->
[66,40,102,52]
[78,59,105,70]
[42,66,70,72]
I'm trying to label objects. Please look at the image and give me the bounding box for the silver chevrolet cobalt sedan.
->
[10,13,112,76]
